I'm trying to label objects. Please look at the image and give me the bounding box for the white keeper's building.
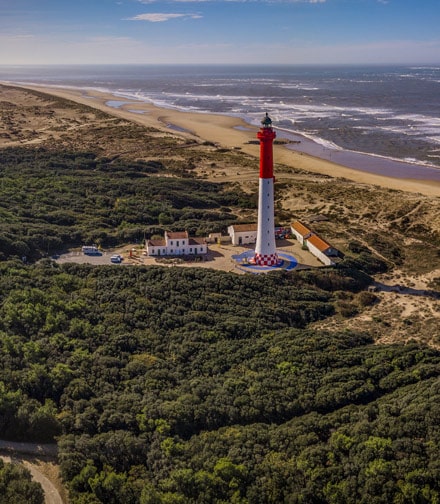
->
[146,231,207,257]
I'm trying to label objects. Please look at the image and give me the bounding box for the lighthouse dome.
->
[261,112,272,127]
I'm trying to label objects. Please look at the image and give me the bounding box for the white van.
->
[82,246,99,255]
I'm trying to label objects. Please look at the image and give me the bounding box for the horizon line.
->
[1,62,440,67]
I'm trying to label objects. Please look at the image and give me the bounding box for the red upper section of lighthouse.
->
[257,113,276,179]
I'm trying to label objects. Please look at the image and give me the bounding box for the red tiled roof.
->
[291,220,313,237]
[189,238,206,245]
[307,234,331,252]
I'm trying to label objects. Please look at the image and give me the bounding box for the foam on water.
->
[1,64,440,172]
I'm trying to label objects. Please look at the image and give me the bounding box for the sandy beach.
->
[9,83,440,198]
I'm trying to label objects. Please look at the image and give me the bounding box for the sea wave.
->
[2,64,439,172]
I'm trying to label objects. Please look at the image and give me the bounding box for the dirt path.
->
[0,440,66,504]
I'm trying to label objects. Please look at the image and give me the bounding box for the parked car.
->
[110,254,123,263]
[82,245,100,255]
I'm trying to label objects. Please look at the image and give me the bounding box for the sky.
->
[0,0,439,65]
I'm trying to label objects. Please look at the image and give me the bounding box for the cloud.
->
[138,0,326,3]
[3,33,35,40]
[137,0,209,2]
[126,13,202,21]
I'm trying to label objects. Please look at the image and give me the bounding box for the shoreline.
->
[276,127,440,180]
[4,82,440,197]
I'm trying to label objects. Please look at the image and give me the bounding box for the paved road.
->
[0,440,64,504]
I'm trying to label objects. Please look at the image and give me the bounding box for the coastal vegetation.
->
[0,85,439,503]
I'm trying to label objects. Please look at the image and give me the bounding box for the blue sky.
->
[1,0,439,65]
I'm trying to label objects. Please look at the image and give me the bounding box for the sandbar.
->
[8,83,440,197]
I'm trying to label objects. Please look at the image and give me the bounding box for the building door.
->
[239,237,242,245]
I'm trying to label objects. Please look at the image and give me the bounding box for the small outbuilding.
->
[228,224,258,246]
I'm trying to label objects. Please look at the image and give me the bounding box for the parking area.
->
[55,249,129,266]
[55,239,323,273]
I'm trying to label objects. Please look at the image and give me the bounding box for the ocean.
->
[1,64,440,180]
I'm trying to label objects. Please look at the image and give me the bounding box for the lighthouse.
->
[253,113,279,266]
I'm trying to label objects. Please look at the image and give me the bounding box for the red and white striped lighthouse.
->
[253,113,279,266]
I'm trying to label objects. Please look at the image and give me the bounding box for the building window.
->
[177,241,179,246]
[190,248,192,253]
[170,241,173,246]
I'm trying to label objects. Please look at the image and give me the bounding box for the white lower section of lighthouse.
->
[254,177,279,266]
